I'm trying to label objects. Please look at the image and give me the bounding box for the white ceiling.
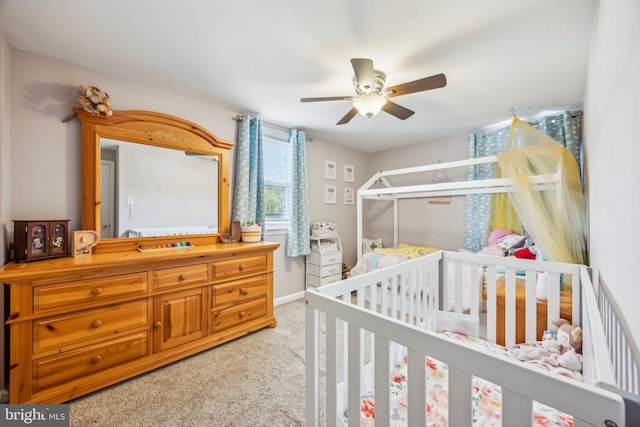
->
[0,0,596,153]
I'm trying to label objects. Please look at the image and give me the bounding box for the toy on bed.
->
[511,318,583,380]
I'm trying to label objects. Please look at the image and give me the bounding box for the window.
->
[263,124,291,230]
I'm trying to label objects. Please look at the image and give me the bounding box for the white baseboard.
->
[274,291,305,306]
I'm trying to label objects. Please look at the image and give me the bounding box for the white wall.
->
[583,0,640,345]
[306,139,369,267]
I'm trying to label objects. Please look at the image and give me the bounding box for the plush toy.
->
[556,348,583,371]
[540,330,562,354]
[553,318,583,353]
[512,344,551,362]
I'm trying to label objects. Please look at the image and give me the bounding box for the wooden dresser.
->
[1,241,279,404]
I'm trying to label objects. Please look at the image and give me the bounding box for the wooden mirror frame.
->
[74,107,234,254]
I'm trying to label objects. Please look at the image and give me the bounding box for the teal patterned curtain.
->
[287,129,310,257]
[463,112,582,251]
[232,114,265,239]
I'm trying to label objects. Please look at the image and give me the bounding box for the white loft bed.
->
[355,155,558,260]
[306,155,640,426]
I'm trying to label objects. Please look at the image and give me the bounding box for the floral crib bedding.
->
[341,331,577,427]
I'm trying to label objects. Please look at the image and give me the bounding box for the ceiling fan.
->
[301,58,446,125]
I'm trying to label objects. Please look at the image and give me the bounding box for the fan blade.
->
[301,96,352,102]
[351,58,375,92]
[382,101,415,120]
[337,107,359,125]
[386,73,447,98]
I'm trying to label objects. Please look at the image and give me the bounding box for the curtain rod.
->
[232,115,313,141]
[474,108,583,134]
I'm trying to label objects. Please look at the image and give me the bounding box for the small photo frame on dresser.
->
[72,230,100,257]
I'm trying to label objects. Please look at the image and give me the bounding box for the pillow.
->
[488,229,513,245]
[362,238,383,254]
[496,234,525,251]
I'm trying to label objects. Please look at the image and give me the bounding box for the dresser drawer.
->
[34,273,148,313]
[153,264,209,290]
[32,331,148,393]
[307,251,342,266]
[211,296,267,333]
[307,273,342,287]
[33,301,148,353]
[212,275,267,307]
[213,255,267,280]
[307,263,342,278]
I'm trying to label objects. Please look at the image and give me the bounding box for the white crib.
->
[305,251,637,426]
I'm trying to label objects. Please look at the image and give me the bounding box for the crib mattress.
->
[344,331,577,427]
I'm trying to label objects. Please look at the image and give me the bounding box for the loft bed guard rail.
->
[355,155,560,260]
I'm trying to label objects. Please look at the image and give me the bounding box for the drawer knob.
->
[154,321,162,329]
[239,287,248,295]
[90,355,102,364]
[178,274,186,281]
[239,311,245,318]
[91,319,103,328]
[238,264,246,272]
[91,287,103,296]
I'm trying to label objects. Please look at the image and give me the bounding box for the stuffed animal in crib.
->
[553,318,582,353]
[536,319,583,372]
[512,344,551,362]
[556,348,583,371]
[540,330,562,354]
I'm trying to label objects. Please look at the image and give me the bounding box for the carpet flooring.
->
[69,299,309,427]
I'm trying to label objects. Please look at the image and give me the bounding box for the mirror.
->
[75,108,234,253]
[101,139,219,239]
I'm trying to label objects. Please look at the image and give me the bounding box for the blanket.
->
[374,243,440,259]
[342,332,576,427]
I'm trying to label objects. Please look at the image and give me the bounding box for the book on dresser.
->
[306,235,342,287]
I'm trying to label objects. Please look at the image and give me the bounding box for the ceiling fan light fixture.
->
[353,93,387,118]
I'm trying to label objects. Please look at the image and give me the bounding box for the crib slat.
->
[547,272,561,329]
[407,349,427,427]
[486,265,497,343]
[470,262,480,319]
[502,388,532,426]
[326,314,338,427]
[525,269,537,342]
[374,336,391,424]
[347,324,361,427]
[448,366,472,426]
[572,272,581,326]
[455,260,464,313]
[305,304,319,427]
[391,275,398,319]
[408,268,416,324]
[505,267,517,347]
[426,263,437,328]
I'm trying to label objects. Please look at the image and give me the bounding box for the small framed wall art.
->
[324,184,337,204]
[344,164,354,182]
[324,160,336,180]
[344,186,354,205]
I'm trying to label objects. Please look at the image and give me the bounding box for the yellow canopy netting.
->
[491,118,586,265]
